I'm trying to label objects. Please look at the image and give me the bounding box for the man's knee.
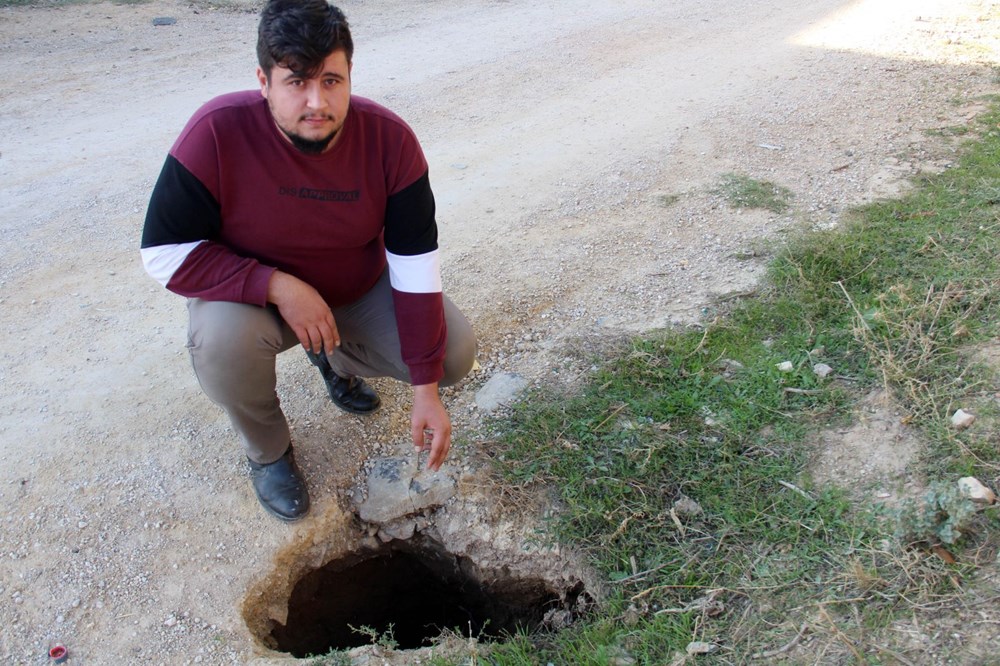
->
[186,300,289,407]
[441,315,477,388]
[187,299,285,361]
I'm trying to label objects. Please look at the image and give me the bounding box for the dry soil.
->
[1,0,999,663]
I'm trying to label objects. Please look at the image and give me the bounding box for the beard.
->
[278,124,337,155]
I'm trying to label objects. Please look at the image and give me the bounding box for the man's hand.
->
[267,270,340,355]
[411,383,451,471]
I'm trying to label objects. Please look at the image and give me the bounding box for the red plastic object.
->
[49,645,68,663]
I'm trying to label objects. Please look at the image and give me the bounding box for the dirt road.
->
[1,0,997,662]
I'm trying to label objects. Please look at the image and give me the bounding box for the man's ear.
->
[256,66,269,98]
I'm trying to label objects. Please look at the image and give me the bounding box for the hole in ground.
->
[267,535,581,657]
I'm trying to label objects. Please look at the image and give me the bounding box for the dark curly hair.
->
[256,0,354,80]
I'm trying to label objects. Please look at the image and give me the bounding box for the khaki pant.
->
[186,270,476,463]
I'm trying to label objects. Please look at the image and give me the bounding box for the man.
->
[140,0,476,522]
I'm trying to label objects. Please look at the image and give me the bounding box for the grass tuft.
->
[715,173,794,213]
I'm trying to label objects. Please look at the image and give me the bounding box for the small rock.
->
[686,641,719,655]
[718,358,744,373]
[958,477,996,504]
[950,409,975,430]
[610,658,636,666]
[542,608,573,629]
[672,495,703,517]
[812,363,833,379]
[605,646,636,666]
[776,361,794,372]
[377,518,417,541]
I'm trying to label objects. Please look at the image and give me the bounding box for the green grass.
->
[655,193,681,208]
[714,173,794,214]
[455,106,1000,663]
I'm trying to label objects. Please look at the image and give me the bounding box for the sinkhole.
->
[261,536,586,657]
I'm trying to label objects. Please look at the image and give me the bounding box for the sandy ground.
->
[1,0,999,663]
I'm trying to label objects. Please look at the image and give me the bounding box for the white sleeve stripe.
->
[385,249,442,294]
[141,242,204,287]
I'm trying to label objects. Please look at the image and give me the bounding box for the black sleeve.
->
[141,155,222,248]
[383,171,438,256]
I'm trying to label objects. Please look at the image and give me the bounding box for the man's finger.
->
[323,318,341,355]
[305,328,323,354]
[292,325,312,352]
[427,430,450,470]
[411,423,428,450]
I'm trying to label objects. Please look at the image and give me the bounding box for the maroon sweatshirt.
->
[141,91,446,384]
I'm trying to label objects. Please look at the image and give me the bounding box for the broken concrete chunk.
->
[355,455,456,523]
[409,468,457,512]
[475,372,528,411]
[356,456,417,522]
[371,456,415,483]
[958,477,997,504]
[950,409,975,430]
[377,518,417,542]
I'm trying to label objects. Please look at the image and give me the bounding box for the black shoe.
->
[248,447,310,522]
[307,350,381,414]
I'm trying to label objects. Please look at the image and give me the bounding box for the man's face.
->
[257,49,352,154]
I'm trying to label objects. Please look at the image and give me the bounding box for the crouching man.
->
[141,0,476,521]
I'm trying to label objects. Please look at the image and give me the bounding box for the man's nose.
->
[305,82,326,109]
